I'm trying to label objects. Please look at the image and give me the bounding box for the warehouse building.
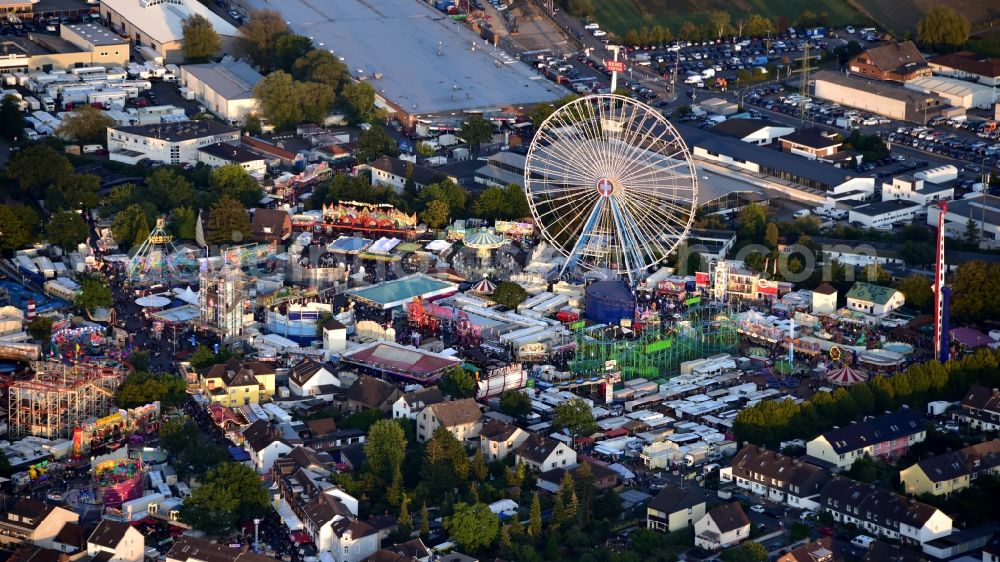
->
[928,195,1000,247]
[905,75,997,110]
[0,23,128,72]
[928,51,1000,86]
[813,70,948,124]
[180,60,262,125]
[475,151,526,188]
[709,118,794,146]
[100,0,238,63]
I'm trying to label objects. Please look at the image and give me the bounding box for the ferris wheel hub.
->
[596,178,616,197]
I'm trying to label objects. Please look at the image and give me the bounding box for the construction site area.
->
[8,360,131,440]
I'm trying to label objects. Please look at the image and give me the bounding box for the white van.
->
[593,30,607,37]
[851,535,875,550]
[793,209,811,218]
[584,23,600,30]
[82,144,103,154]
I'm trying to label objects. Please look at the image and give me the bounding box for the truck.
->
[23,96,39,111]
[701,68,716,79]
[683,444,709,466]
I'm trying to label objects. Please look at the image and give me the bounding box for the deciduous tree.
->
[211,164,263,207]
[896,274,933,313]
[180,462,268,534]
[365,419,407,483]
[421,199,450,229]
[182,14,221,62]
[115,371,188,409]
[459,115,493,152]
[0,95,25,141]
[111,204,150,249]
[7,145,73,197]
[205,196,251,244]
[355,126,399,163]
[553,397,597,444]
[292,49,348,91]
[0,204,38,252]
[239,9,288,70]
[75,274,112,313]
[491,281,527,309]
[340,81,378,124]
[499,389,532,418]
[917,6,970,52]
[439,366,476,398]
[46,211,89,250]
[57,105,114,143]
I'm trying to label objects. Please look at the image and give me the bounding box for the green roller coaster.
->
[568,302,739,380]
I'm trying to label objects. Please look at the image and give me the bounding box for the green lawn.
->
[968,29,1000,57]
[591,0,861,37]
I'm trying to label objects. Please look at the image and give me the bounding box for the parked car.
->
[750,505,766,514]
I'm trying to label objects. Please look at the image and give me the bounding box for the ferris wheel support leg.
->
[560,199,606,280]
[608,197,643,287]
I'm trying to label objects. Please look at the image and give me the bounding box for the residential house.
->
[364,538,431,562]
[779,129,843,161]
[818,476,952,545]
[51,522,85,555]
[806,409,926,470]
[289,358,340,397]
[86,519,144,562]
[646,484,707,532]
[342,375,402,414]
[514,434,577,472]
[709,118,795,145]
[899,439,1000,496]
[107,120,240,166]
[199,358,276,407]
[537,460,619,493]
[323,318,348,354]
[812,283,838,315]
[6,545,62,562]
[958,385,1000,431]
[273,463,379,562]
[845,282,906,317]
[166,536,275,562]
[415,398,483,443]
[477,419,529,462]
[775,537,835,562]
[242,419,294,474]
[721,444,831,510]
[197,142,267,176]
[0,499,80,548]
[303,419,365,453]
[365,156,442,193]
[392,387,445,420]
[849,41,931,82]
[251,209,292,244]
[694,502,750,550]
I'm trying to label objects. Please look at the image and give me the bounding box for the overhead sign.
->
[604,60,626,73]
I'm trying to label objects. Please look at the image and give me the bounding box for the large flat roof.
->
[242,0,565,114]
[181,61,262,101]
[100,0,238,45]
[814,70,946,106]
[346,273,457,309]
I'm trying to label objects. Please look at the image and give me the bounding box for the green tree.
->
[188,344,232,369]
[75,274,113,313]
[53,173,102,210]
[180,462,268,534]
[459,115,493,152]
[420,502,430,536]
[128,351,150,372]
[111,204,150,249]
[471,449,488,481]
[341,409,384,432]
[745,14,773,36]
[527,493,542,538]
[472,186,505,220]
[444,502,498,551]
[966,217,981,245]
[57,105,114,143]
[0,204,38,252]
[720,542,768,562]
[553,397,597,444]
[528,93,579,128]
[182,14,220,62]
[273,33,313,73]
[46,211,89,250]
[422,425,471,495]
[205,196,251,244]
[7,145,73,198]
[355,126,399,163]
[239,9,288,71]
[499,389,532,418]
[297,80,337,123]
[862,263,892,284]
[146,168,195,211]
[764,222,779,250]
[365,419,407,482]
[896,274,933,313]
[846,454,878,483]
[211,164,263,207]
[340,81,378,123]
[26,316,54,342]
[950,261,1000,324]
[737,202,767,240]
[503,183,530,219]
[706,10,730,38]
[421,199,450,230]
[917,6,970,52]
[292,49,348,90]
[492,281,528,309]
[420,179,468,216]
[115,371,188,409]
[170,207,198,240]
[254,71,303,129]
[439,366,476,398]
[0,95,25,141]
[565,0,594,17]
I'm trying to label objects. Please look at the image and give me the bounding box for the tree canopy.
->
[292,49,349,91]
[111,204,151,249]
[115,371,188,409]
[472,184,529,220]
[46,211,89,250]
[211,164,263,207]
[0,95,25,141]
[917,6,970,52]
[0,204,38,252]
[340,81,378,124]
[57,105,114,143]
[421,199,450,230]
[239,9,288,71]
[182,14,221,62]
[459,115,493,151]
[205,196,251,244]
[254,71,335,130]
[553,397,597,443]
[896,274,933,313]
[439,366,476,399]
[180,462,268,535]
[75,274,113,313]
[951,261,1000,324]
[444,502,499,552]
[365,419,407,483]
[499,389,532,418]
[355,126,399,163]
[7,145,73,198]
[491,281,528,309]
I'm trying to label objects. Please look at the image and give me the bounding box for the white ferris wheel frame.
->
[523,93,699,285]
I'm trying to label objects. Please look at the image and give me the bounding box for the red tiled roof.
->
[343,343,459,377]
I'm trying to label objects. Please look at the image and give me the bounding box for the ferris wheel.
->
[524,94,698,285]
